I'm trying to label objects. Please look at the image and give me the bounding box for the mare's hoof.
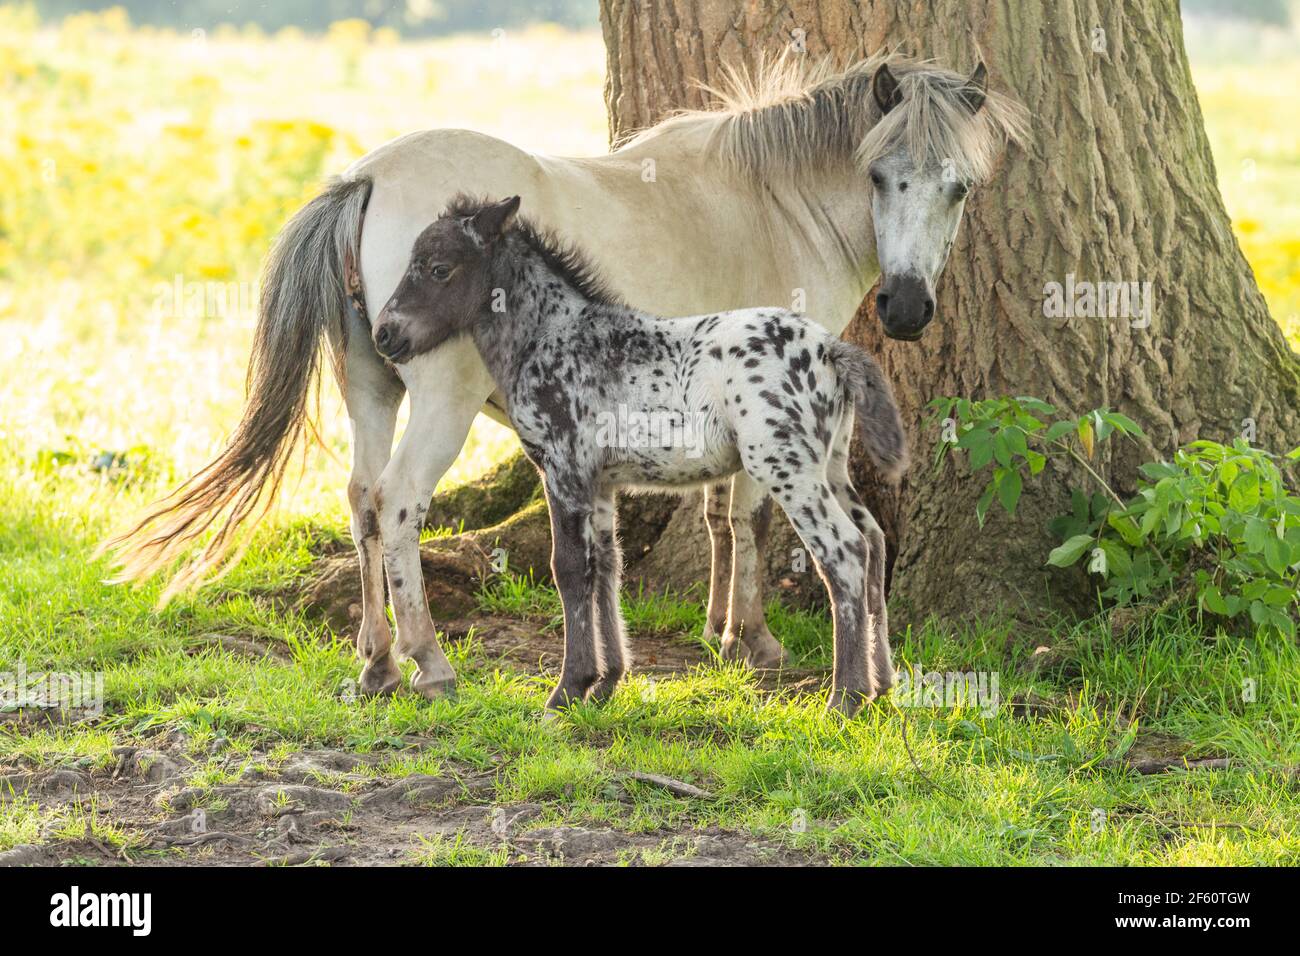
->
[746,642,789,670]
[411,671,457,701]
[720,629,788,669]
[359,656,402,697]
[719,635,746,662]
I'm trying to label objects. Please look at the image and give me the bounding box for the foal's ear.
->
[469,195,521,244]
[960,61,988,114]
[872,63,902,115]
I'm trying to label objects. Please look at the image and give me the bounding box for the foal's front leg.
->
[543,486,601,711]
[586,489,628,703]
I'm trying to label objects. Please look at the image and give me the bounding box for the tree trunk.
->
[597,0,1300,625]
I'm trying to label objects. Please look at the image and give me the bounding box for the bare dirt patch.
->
[0,736,815,867]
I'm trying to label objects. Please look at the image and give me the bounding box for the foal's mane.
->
[620,51,1028,184]
[445,195,625,308]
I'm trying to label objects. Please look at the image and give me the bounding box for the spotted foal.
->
[374,195,909,715]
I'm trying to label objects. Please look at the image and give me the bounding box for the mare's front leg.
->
[701,481,733,641]
[372,339,494,699]
[586,489,628,703]
[341,306,404,696]
[542,481,600,712]
[720,472,787,668]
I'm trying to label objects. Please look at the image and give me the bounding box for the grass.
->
[1,10,1298,866]
[2,462,1298,864]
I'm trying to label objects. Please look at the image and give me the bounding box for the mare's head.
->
[372,195,520,363]
[635,52,1027,342]
[860,60,1025,340]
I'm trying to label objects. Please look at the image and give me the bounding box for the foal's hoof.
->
[585,672,624,704]
[358,656,402,697]
[825,688,871,718]
[411,670,457,701]
[543,679,591,713]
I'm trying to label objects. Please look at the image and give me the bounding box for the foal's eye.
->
[432,265,451,281]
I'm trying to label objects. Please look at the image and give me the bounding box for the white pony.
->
[106,53,1026,700]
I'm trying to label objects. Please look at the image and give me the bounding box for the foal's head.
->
[373,195,520,363]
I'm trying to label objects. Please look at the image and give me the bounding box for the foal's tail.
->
[827,340,909,482]
[99,176,373,599]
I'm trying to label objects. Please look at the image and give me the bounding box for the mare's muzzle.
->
[876,274,935,341]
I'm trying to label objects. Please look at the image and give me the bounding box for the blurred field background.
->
[1,1,1298,531]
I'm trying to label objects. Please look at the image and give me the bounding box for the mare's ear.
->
[960,61,988,114]
[872,63,902,114]
[469,195,521,244]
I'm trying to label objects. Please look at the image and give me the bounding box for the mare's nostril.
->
[375,325,393,349]
[876,293,890,317]
[923,299,935,321]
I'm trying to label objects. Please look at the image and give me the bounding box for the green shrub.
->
[931,396,1300,638]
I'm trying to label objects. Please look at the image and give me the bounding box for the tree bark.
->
[596,0,1300,625]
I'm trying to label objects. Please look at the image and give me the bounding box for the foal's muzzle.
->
[877,274,935,341]
[373,319,412,364]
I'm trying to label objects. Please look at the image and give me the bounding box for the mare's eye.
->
[870,171,884,188]
[432,264,451,281]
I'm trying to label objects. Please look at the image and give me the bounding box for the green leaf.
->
[1263,536,1290,577]
[1139,461,1180,480]
[1200,584,1229,616]
[1107,512,1146,548]
[997,467,1023,516]
[1229,472,1261,511]
[975,484,996,527]
[992,432,1012,468]
[1047,534,1093,567]
[1261,584,1295,608]
[1043,421,1075,443]
[1005,427,1029,459]
[1103,411,1145,437]
[1013,397,1056,415]
[1249,600,1270,626]
[1243,518,1271,555]
[1098,538,1133,578]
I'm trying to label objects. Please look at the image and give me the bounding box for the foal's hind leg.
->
[744,444,871,714]
[586,489,628,703]
[827,420,895,697]
[780,484,872,715]
[720,473,786,668]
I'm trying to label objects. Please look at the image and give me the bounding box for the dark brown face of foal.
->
[371,196,520,363]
